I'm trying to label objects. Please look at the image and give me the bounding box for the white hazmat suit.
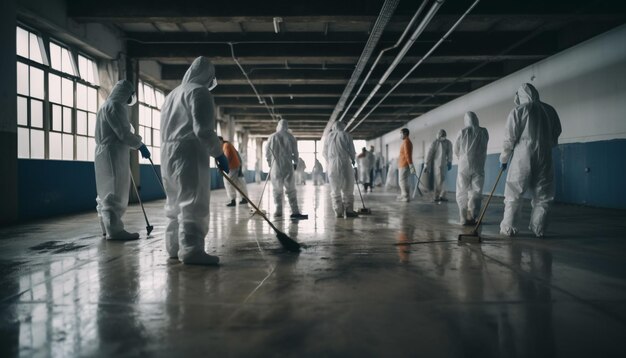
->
[500,83,561,237]
[454,112,489,224]
[312,159,324,185]
[265,120,302,217]
[425,130,453,200]
[322,121,356,217]
[160,57,225,265]
[95,80,143,240]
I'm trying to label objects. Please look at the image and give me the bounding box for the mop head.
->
[358,208,372,214]
[458,232,481,243]
[276,231,301,252]
[147,225,154,235]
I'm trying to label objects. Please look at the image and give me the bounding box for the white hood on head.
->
[109,80,134,104]
[182,56,216,87]
[516,83,540,105]
[332,121,346,132]
[464,111,479,127]
[277,119,288,132]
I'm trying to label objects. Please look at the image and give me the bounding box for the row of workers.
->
[388,83,561,237]
[93,55,561,265]
[94,57,320,265]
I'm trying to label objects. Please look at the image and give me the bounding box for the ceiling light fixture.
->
[273,17,283,34]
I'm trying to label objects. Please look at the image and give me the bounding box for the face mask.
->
[514,93,520,106]
[127,93,137,106]
[208,78,218,91]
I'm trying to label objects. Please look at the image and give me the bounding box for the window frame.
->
[16,23,100,162]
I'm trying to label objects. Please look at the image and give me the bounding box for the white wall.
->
[371,24,626,165]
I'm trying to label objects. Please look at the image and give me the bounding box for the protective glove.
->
[138,144,151,159]
[500,162,508,170]
[293,164,298,170]
[447,162,452,171]
[409,164,416,175]
[216,154,230,174]
[351,159,355,166]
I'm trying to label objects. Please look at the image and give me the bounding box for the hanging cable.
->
[228,43,280,121]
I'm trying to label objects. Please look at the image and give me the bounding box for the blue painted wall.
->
[18,159,97,220]
[17,139,624,221]
[17,161,259,222]
[443,139,626,209]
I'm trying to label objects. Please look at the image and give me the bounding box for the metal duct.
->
[344,0,445,131]
[349,0,481,132]
[336,0,429,124]
[322,0,399,137]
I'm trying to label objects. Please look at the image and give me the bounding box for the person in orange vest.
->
[397,128,415,202]
[219,137,249,207]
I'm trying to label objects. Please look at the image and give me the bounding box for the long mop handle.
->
[148,158,165,193]
[220,170,280,233]
[256,146,277,209]
[353,165,367,209]
[471,167,505,234]
[129,173,151,227]
[411,163,424,198]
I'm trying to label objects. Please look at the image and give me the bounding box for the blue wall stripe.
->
[443,139,626,209]
[16,139,625,221]
[18,159,97,220]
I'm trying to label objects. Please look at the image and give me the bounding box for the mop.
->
[411,163,424,199]
[220,169,301,252]
[352,165,372,214]
[458,167,505,243]
[250,150,275,217]
[129,173,154,235]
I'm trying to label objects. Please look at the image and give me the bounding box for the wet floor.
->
[1,183,626,357]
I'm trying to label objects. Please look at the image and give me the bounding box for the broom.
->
[220,169,301,252]
[458,167,505,243]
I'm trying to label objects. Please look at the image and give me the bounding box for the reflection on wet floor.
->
[1,183,626,357]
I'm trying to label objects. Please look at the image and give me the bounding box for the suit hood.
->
[277,119,288,132]
[332,121,346,132]
[182,56,216,86]
[109,80,134,104]
[516,83,540,105]
[464,111,479,127]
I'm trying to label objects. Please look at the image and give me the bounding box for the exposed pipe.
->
[335,0,429,124]
[344,0,446,131]
[349,0,481,133]
[228,42,279,120]
[323,0,400,136]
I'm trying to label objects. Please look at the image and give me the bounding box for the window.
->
[16,27,48,159]
[16,25,99,161]
[137,80,164,165]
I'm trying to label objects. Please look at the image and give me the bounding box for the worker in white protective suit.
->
[425,129,453,202]
[311,159,324,185]
[454,111,489,225]
[499,83,561,238]
[357,147,373,192]
[265,119,307,219]
[322,121,357,218]
[296,157,307,185]
[160,56,230,265]
[95,79,151,241]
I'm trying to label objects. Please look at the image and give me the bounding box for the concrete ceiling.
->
[68,0,626,139]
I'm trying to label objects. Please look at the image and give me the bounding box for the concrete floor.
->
[1,182,626,357]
